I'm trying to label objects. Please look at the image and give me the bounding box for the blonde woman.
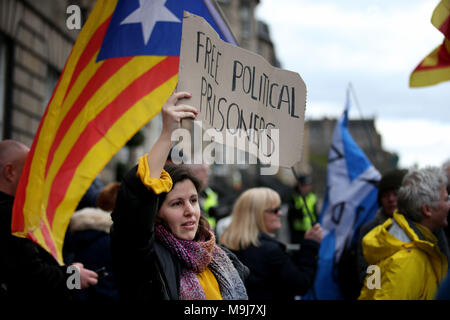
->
[219,187,323,300]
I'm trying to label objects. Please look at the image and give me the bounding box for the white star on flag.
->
[120,0,180,46]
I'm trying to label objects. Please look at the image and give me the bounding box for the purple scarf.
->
[155,225,247,300]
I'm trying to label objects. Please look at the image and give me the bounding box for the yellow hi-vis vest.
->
[203,187,218,228]
[292,193,317,231]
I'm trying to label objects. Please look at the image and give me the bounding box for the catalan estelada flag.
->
[410,0,450,87]
[11,0,236,265]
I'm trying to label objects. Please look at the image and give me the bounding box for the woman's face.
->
[158,179,200,240]
[263,202,282,233]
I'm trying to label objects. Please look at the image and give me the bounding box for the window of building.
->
[43,65,60,110]
[0,34,12,139]
[0,39,6,139]
[240,3,251,39]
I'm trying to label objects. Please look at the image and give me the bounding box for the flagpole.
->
[347,82,380,169]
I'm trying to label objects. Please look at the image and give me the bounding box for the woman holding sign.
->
[110,92,248,300]
[219,187,322,300]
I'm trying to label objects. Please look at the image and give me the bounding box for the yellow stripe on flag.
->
[16,1,118,236]
[39,56,165,218]
[410,1,450,88]
[410,65,450,88]
[431,0,450,32]
[30,227,48,252]
[55,0,117,105]
[421,45,441,68]
[50,75,178,263]
[51,55,104,132]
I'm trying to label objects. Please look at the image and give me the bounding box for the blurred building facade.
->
[0,0,86,144]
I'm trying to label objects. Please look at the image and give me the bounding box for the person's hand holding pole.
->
[304,223,323,244]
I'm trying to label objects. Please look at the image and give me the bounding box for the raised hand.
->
[304,223,323,243]
[161,91,199,137]
[147,91,198,178]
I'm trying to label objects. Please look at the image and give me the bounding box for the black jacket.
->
[0,192,72,301]
[231,232,319,300]
[110,166,248,301]
[63,208,119,301]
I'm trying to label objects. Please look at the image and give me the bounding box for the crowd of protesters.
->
[0,92,449,301]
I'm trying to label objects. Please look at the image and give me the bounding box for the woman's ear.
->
[154,215,163,225]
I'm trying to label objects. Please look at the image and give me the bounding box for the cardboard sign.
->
[177,12,306,170]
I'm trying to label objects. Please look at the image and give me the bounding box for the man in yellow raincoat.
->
[359,167,450,300]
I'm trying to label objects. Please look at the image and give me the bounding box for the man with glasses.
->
[359,166,450,300]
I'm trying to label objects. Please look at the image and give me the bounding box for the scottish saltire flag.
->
[12,0,236,264]
[410,0,450,87]
[304,92,380,299]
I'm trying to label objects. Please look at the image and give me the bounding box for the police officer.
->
[190,163,219,229]
[287,175,318,244]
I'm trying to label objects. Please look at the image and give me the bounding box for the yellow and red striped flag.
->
[410,0,450,87]
[11,0,236,265]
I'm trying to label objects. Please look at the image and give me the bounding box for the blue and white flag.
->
[304,93,381,300]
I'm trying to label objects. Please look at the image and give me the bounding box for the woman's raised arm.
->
[147,91,198,178]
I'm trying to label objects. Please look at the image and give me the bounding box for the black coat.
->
[0,192,72,301]
[63,208,119,301]
[232,233,319,300]
[110,166,248,301]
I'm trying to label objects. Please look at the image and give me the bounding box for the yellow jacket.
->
[359,212,448,300]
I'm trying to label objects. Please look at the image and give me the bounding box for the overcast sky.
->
[255,0,450,169]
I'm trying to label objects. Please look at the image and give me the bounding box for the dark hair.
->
[377,169,407,205]
[297,174,312,186]
[96,182,121,211]
[164,163,201,191]
[157,163,211,240]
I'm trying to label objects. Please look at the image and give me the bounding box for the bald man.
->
[0,140,29,197]
[0,140,98,300]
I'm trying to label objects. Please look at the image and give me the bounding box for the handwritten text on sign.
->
[177,12,307,170]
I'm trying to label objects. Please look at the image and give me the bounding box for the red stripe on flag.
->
[44,57,132,178]
[11,63,68,233]
[40,219,59,259]
[45,56,179,226]
[27,231,38,243]
[12,119,46,232]
[62,16,112,104]
[439,17,450,38]
[415,43,450,71]
[437,40,450,64]
[12,13,111,233]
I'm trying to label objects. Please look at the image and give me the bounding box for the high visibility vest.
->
[292,193,317,232]
[202,187,218,228]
